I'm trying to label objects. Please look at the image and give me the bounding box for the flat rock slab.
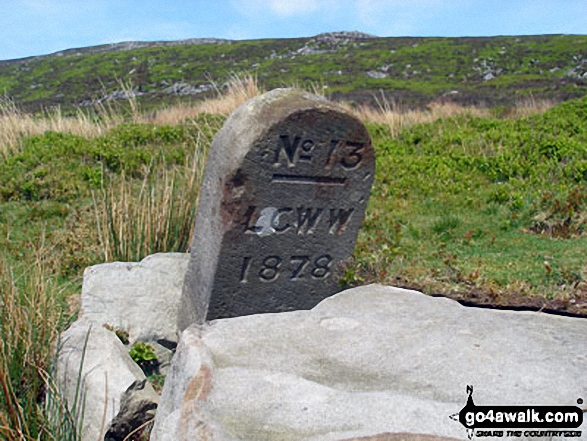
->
[153,285,587,441]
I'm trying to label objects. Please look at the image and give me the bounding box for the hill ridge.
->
[1,33,585,111]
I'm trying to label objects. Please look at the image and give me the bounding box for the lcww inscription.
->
[178,88,375,328]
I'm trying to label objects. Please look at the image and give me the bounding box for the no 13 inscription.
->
[273,134,365,170]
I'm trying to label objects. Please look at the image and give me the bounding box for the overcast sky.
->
[1,0,586,60]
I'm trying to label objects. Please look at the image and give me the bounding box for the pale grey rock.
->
[295,46,332,55]
[162,82,213,95]
[280,32,376,59]
[313,31,376,42]
[81,252,189,343]
[102,89,144,101]
[150,326,224,441]
[56,319,158,441]
[154,285,587,441]
[367,70,388,79]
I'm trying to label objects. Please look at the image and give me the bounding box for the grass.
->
[92,137,206,263]
[0,83,140,158]
[0,75,586,438]
[0,85,224,440]
[144,72,261,122]
[347,96,587,313]
[0,239,78,440]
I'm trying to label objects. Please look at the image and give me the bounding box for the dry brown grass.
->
[0,98,125,158]
[144,77,555,137]
[0,74,260,156]
[344,93,555,136]
[0,75,556,158]
[346,98,489,137]
[0,80,145,157]
[507,96,556,118]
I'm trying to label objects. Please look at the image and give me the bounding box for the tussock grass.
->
[346,93,555,137]
[509,96,556,118]
[0,241,77,440]
[347,99,488,137]
[144,75,555,137]
[0,74,256,156]
[92,135,207,263]
[0,80,147,158]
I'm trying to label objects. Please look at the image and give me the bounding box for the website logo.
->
[450,386,584,439]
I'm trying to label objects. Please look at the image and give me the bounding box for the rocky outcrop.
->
[278,31,377,59]
[152,284,587,440]
[55,253,190,440]
[55,254,587,440]
[162,82,214,95]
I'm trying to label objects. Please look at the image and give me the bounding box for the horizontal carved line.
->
[272,174,347,185]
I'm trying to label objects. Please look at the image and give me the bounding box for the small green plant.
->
[339,266,365,288]
[147,373,166,394]
[128,343,160,379]
[129,343,157,365]
[129,342,159,378]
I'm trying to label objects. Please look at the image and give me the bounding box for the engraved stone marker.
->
[178,88,375,329]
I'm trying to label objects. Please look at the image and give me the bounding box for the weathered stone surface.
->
[104,379,159,441]
[149,326,220,441]
[180,88,375,327]
[56,319,158,441]
[81,252,189,343]
[155,285,587,441]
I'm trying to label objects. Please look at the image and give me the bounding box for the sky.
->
[0,0,586,61]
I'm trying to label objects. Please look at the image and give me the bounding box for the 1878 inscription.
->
[239,254,333,283]
[179,89,375,328]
